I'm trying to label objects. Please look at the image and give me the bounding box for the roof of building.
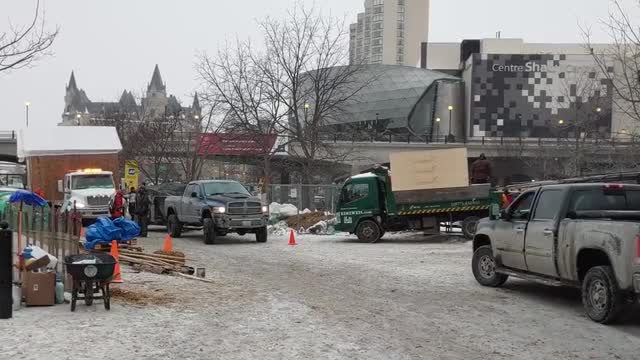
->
[316,65,460,128]
[17,126,122,159]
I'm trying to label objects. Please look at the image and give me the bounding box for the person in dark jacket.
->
[470,153,493,184]
[135,185,151,237]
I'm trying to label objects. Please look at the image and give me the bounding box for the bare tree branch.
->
[0,0,58,73]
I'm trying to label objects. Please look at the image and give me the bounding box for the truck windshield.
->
[72,175,114,190]
[203,182,250,196]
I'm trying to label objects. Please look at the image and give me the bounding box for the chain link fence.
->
[266,184,340,214]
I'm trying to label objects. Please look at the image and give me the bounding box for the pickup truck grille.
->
[227,201,262,215]
[87,195,110,206]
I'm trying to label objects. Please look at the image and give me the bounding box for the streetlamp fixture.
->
[596,107,602,113]
[558,119,564,125]
[435,117,441,141]
[24,101,31,127]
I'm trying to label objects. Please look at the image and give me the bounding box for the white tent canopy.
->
[17,126,122,160]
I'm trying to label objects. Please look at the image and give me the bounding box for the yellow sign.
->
[124,160,139,190]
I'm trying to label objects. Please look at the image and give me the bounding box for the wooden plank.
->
[389,148,469,192]
[394,184,491,205]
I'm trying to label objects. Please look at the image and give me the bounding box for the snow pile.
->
[269,202,298,221]
[306,217,337,235]
[302,208,312,214]
[268,220,293,236]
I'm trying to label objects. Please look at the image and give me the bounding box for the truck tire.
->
[167,214,182,238]
[256,226,268,243]
[203,218,216,245]
[461,216,480,240]
[472,245,508,287]
[582,266,624,324]
[356,219,382,243]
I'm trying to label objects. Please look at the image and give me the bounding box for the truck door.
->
[495,190,535,270]
[524,189,565,276]
[337,180,378,232]
[182,184,201,223]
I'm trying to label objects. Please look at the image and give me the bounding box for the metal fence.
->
[1,204,82,274]
[267,184,340,214]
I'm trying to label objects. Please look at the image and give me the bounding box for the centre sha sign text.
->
[492,61,551,72]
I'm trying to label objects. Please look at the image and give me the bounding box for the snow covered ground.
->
[2,228,640,359]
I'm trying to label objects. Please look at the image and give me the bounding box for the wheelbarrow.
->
[64,254,116,311]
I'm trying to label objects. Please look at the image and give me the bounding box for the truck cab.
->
[58,169,116,219]
[335,168,398,242]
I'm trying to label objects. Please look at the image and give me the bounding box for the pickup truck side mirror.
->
[500,209,510,221]
[190,192,198,198]
[57,180,63,193]
[566,210,577,219]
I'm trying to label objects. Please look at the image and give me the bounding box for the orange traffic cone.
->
[110,240,123,283]
[288,229,297,246]
[163,233,173,252]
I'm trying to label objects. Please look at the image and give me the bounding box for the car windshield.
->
[203,182,250,196]
[71,174,114,190]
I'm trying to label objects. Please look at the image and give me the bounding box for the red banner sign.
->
[197,133,278,156]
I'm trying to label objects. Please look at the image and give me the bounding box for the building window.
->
[397,38,404,46]
[373,6,383,14]
[373,30,382,38]
[373,39,382,46]
[398,0,405,4]
[373,22,384,30]
[397,22,404,30]
[373,14,383,22]
[397,13,405,21]
[397,6,405,12]
[373,0,384,5]
[372,47,382,54]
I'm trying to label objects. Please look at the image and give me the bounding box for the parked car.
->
[163,180,269,244]
[472,183,640,324]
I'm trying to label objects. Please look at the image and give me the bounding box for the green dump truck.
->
[335,149,500,242]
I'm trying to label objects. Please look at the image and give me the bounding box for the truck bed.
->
[394,184,492,215]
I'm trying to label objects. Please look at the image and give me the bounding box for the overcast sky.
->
[0,0,628,130]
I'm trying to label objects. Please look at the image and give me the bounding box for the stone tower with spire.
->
[142,64,169,117]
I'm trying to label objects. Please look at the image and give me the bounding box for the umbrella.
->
[9,189,47,207]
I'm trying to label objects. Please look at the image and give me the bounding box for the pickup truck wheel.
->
[582,266,624,324]
[356,220,382,243]
[472,245,508,287]
[203,218,216,245]
[461,216,480,240]
[256,226,268,243]
[167,214,182,238]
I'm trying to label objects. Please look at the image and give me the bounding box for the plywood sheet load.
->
[389,148,469,192]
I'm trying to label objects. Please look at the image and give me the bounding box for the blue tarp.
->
[84,217,141,249]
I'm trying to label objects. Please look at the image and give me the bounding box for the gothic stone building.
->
[59,64,201,128]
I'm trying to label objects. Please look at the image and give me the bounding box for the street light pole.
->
[448,105,453,137]
[24,102,31,127]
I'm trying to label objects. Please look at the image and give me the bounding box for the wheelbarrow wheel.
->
[84,281,94,306]
[102,283,111,310]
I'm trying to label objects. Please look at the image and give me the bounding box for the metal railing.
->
[319,132,640,148]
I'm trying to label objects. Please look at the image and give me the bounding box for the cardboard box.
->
[24,272,55,306]
[389,148,469,192]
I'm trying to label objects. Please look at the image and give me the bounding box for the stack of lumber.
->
[118,249,191,274]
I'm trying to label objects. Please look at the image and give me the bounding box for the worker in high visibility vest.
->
[501,188,514,209]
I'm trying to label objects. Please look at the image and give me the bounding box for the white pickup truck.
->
[472,183,640,324]
[57,169,116,220]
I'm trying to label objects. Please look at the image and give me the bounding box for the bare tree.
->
[584,0,640,129]
[197,39,286,191]
[255,4,373,185]
[0,0,58,73]
[171,97,223,182]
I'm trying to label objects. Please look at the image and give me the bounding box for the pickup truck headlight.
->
[72,201,85,209]
[262,206,268,213]
[212,206,226,214]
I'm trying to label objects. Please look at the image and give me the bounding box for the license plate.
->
[242,220,251,227]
